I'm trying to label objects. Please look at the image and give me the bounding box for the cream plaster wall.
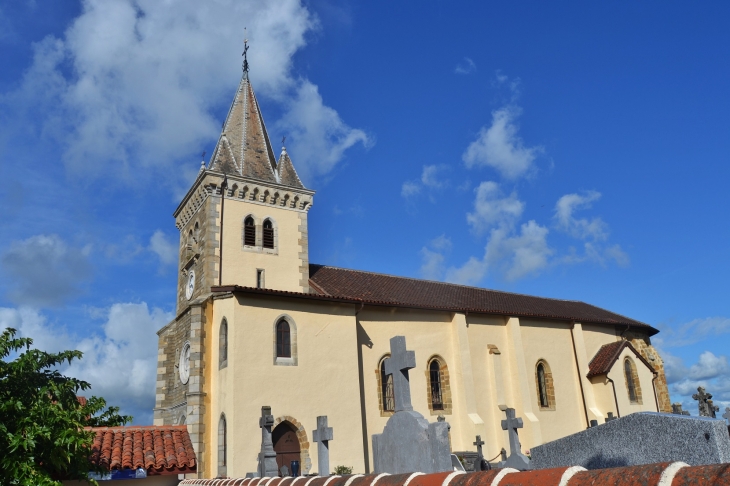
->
[581,324,620,360]
[589,375,619,418]
[519,320,586,444]
[607,347,658,416]
[220,196,306,292]
[209,294,364,478]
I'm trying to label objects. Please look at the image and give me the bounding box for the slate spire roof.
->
[209,69,306,189]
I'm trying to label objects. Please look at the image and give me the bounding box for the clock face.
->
[185,270,195,300]
[179,342,191,384]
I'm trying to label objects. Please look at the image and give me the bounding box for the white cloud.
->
[148,230,177,266]
[419,235,452,280]
[275,80,371,182]
[554,191,607,240]
[688,352,730,380]
[660,316,730,348]
[455,57,476,75]
[4,0,367,187]
[462,106,542,180]
[401,165,449,199]
[0,234,92,307]
[466,181,524,233]
[446,220,552,284]
[0,303,172,424]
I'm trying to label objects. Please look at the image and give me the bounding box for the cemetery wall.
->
[607,346,658,415]
[209,294,364,477]
[219,191,308,293]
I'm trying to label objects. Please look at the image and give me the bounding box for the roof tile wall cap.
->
[441,471,466,486]
[266,477,283,486]
[401,473,424,486]
[371,473,392,486]
[490,468,519,486]
[558,466,587,486]
[304,476,322,486]
[323,475,343,486]
[290,477,307,486]
[344,474,366,486]
[657,462,689,486]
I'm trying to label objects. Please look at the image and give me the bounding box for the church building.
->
[154,56,672,479]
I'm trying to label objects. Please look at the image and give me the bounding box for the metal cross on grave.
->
[313,415,334,476]
[501,408,524,458]
[384,336,417,412]
[473,435,486,470]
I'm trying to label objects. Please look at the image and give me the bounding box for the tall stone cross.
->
[708,399,720,418]
[693,387,713,417]
[258,406,278,477]
[473,435,487,471]
[384,336,416,412]
[313,415,334,476]
[723,407,730,424]
[499,408,531,471]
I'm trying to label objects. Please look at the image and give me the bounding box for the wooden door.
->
[272,422,300,476]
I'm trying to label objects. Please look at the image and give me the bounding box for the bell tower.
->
[172,49,314,316]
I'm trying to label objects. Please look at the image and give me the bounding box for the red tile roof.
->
[89,425,196,475]
[308,265,657,334]
[179,462,730,485]
[587,340,654,377]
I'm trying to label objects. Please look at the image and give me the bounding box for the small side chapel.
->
[154,55,672,479]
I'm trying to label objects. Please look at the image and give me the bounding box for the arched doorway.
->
[272,421,301,475]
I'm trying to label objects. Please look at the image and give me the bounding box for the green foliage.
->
[333,465,354,475]
[0,328,131,486]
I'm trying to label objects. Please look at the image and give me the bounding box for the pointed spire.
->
[277,139,305,189]
[242,28,250,77]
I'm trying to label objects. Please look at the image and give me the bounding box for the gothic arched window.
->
[624,358,642,404]
[244,216,256,247]
[429,359,444,411]
[263,219,274,249]
[276,320,291,358]
[535,360,555,410]
[218,414,227,477]
[379,356,394,413]
[219,318,228,369]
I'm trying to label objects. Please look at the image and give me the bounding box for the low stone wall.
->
[179,462,730,486]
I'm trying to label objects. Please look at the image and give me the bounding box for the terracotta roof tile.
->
[307,265,658,335]
[88,425,196,475]
[587,340,655,377]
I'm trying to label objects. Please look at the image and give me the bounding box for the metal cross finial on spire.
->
[242,28,250,74]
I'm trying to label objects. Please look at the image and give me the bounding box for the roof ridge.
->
[310,263,586,304]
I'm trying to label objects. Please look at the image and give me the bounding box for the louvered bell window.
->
[244,217,256,246]
[263,219,274,249]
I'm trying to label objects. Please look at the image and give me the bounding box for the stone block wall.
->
[625,331,671,412]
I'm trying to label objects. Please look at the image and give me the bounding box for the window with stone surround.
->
[624,357,643,404]
[219,318,228,369]
[276,320,290,358]
[426,356,452,415]
[376,355,395,415]
[535,360,556,410]
[243,216,256,247]
[218,414,227,477]
[263,219,275,249]
[273,315,298,366]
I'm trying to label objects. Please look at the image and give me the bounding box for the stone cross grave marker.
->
[693,387,717,417]
[313,415,334,476]
[384,336,416,412]
[723,407,730,424]
[473,435,488,471]
[605,412,617,422]
[258,406,279,477]
[371,335,451,474]
[497,408,531,471]
[708,399,720,418]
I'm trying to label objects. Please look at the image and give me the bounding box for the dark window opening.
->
[430,360,443,410]
[244,217,256,246]
[257,269,264,289]
[380,358,394,412]
[625,359,637,402]
[538,363,549,408]
[263,219,274,249]
[219,319,228,368]
[276,320,291,358]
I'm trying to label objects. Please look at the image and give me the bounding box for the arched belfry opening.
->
[272,420,301,475]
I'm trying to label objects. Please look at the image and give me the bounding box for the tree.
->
[0,328,131,485]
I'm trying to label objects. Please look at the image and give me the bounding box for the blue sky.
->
[1,1,729,424]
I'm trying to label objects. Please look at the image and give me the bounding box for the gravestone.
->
[280,466,289,477]
[605,412,617,422]
[313,415,333,476]
[672,403,690,416]
[496,408,532,471]
[257,406,279,477]
[371,336,451,474]
[693,387,719,418]
[530,412,730,470]
[472,435,489,471]
[723,408,730,424]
